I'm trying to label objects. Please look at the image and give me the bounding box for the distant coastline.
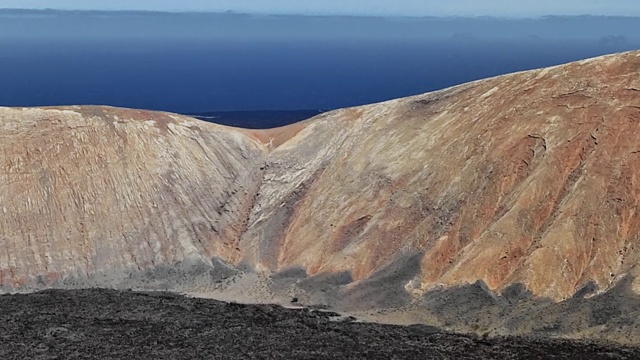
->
[2,8,640,19]
[1,10,640,40]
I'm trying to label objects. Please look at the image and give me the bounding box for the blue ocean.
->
[1,12,639,123]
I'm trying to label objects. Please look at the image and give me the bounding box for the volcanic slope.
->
[2,51,640,340]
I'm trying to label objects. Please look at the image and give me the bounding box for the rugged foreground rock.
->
[2,51,640,343]
[0,288,637,360]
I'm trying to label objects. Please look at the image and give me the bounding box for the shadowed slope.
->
[0,106,267,288]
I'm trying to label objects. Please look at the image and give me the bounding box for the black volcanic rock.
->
[0,289,637,360]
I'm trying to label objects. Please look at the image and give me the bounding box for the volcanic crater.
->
[2,51,640,353]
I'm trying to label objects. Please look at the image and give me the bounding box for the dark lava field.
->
[0,289,636,359]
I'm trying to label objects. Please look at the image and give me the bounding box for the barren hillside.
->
[2,50,640,342]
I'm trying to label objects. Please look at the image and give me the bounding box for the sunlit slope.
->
[1,51,640,303]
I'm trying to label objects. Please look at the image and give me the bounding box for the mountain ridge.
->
[3,8,640,19]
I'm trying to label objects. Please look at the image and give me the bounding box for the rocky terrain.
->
[2,50,640,345]
[0,288,638,360]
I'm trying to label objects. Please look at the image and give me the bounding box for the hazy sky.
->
[1,0,639,17]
